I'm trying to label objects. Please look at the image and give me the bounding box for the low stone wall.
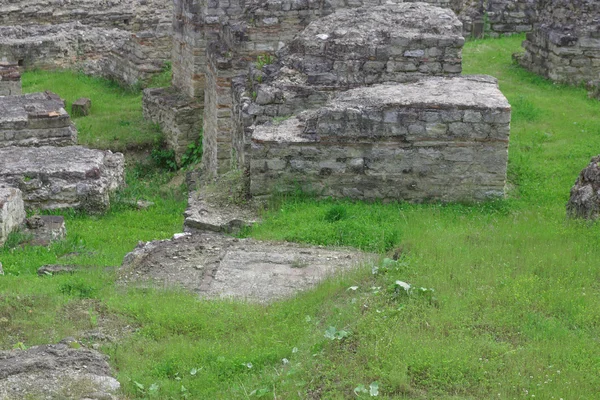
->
[142,87,203,163]
[250,76,511,202]
[0,146,125,213]
[518,0,600,87]
[0,62,21,96]
[0,0,172,86]
[0,187,26,246]
[0,92,77,148]
[458,0,537,38]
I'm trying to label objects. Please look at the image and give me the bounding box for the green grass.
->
[22,70,162,151]
[2,36,600,399]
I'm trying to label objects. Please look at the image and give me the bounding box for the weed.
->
[180,134,203,168]
[150,136,178,171]
[255,54,273,70]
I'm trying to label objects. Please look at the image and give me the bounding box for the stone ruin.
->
[567,155,600,220]
[517,0,600,95]
[149,1,510,203]
[143,0,528,166]
[0,91,77,148]
[0,0,173,86]
[0,90,124,220]
[0,61,21,96]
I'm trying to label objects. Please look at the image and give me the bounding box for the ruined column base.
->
[0,146,125,213]
[142,87,203,163]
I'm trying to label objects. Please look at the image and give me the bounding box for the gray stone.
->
[0,146,125,213]
[0,187,25,247]
[0,339,120,400]
[0,261,3,275]
[0,61,21,96]
[72,98,92,117]
[567,155,600,219]
[119,232,372,303]
[23,215,67,246]
[250,76,511,202]
[0,91,77,148]
[184,190,259,234]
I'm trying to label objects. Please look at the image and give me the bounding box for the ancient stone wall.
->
[0,92,77,148]
[518,0,600,89]
[0,0,172,86]
[0,62,21,96]
[250,76,511,201]
[458,0,537,38]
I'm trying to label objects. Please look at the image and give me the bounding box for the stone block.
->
[71,97,91,117]
[0,91,77,148]
[0,61,21,96]
[0,146,125,213]
[250,76,511,202]
[0,187,25,246]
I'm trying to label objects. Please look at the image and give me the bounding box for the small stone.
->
[71,97,92,117]
[37,264,78,276]
[567,155,600,219]
[0,261,3,276]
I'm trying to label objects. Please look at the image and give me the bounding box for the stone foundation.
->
[0,0,172,86]
[0,92,77,148]
[518,0,600,88]
[0,187,26,246]
[0,146,125,213]
[458,0,537,38]
[142,87,203,163]
[250,76,511,202]
[0,61,21,96]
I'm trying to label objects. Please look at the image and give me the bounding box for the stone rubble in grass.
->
[0,187,25,247]
[567,155,600,220]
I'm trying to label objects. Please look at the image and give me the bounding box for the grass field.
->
[2,35,600,399]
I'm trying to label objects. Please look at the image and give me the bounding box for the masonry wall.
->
[458,0,537,38]
[0,0,172,86]
[0,92,77,148]
[250,78,511,202]
[518,0,600,87]
[0,62,21,96]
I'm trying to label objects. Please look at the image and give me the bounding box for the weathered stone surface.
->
[184,185,259,234]
[0,91,77,148]
[0,61,21,96]
[518,0,600,88]
[0,261,3,276]
[119,232,372,303]
[0,146,124,213]
[0,0,173,86]
[458,0,537,38]
[72,98,92,117]
[23,215,67,246]
[567,155,600,219]
[142,87,203,163]
[250,76,511,202]
[0,187,25,247]
[0,338,120,400]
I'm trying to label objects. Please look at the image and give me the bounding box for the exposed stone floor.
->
[119,232,373,303]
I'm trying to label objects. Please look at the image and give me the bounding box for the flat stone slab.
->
[0,187,25,246]
[0,338,120,400]
[0,91,77,147]
[0,146,124,212]
[119,232,372,303]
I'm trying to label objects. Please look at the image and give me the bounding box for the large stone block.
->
[0,187,25,246]
[0,146,125,213]
[250,76,511,202]
[0,91,77,148]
